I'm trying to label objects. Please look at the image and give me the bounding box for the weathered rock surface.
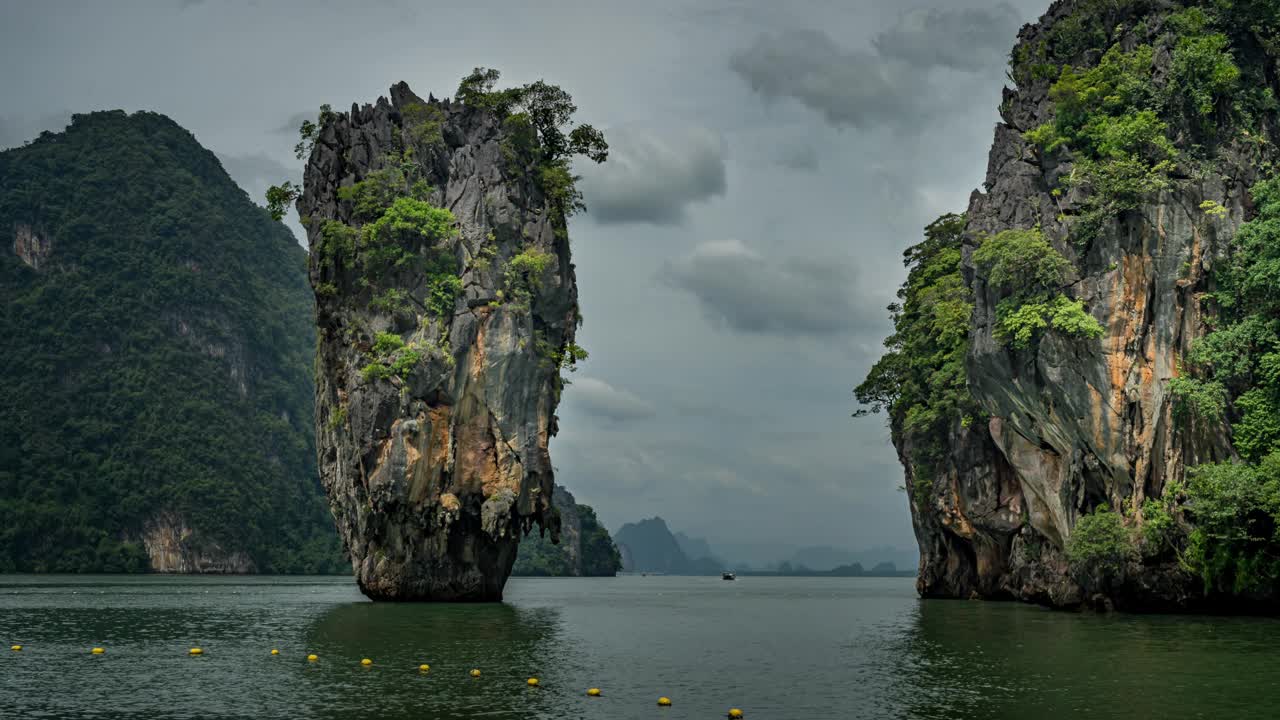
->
[551,485,583,573]
[299,83,578,601]
[905,0,1280,610]
[12,224,51,270]
[141,512,255,574]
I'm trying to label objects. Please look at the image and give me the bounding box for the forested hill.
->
[0,110,344,573]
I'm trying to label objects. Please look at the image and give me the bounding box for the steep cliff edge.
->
[296,72,604,600]
[860,0,1280,610]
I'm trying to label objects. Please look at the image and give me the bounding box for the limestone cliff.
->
[299,79,595,600]
[141,512,255,574]
[881,0,1280,610]
[550,485,583,572]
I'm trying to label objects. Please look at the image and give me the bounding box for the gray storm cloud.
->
[662,240,875,337]
[579,127,727,225]
[564,377,657,423]
[730,3,1023,130]
[775,142,820,171]
[730,30,926,130]
[873,3,1023,71]
[0,112,72,150]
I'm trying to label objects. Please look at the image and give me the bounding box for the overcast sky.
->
[1,0,1050,564]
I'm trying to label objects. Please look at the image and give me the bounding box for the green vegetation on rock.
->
[1066,505,1138,586]
[973,227,1105,349]
[0,111,344,573]
[455,67,608,219]
[1019,2,1272,246]
[400,102,445,149]
[1180,457,1280,596]
[1170,178,1280,596]
[855,214,977,506]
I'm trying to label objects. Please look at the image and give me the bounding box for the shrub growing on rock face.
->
[1066,506,1137,588]
[1168,376,1227,423]
[973,227,1104,349]
[1182,456,1280,597]
[455,67,608,218]
[855,214,977,508]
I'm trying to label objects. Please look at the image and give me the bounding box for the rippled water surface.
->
[3,575,1280,719]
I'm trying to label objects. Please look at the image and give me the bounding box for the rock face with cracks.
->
[299,82,580,601]
[899,0,1280,610]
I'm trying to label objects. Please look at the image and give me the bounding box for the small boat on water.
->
[722,571,736,581]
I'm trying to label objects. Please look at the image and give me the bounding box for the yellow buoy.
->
[586,688,602,697]
[728,710,744,719]
[527,677,539,687]
[271,649,280,656]
[470,668,482,678]
[189,648,203,656]
[307,654,318,662]
[658,697,672,707]
[361,658,372,666]
[10,645,21,652]
[91,647,105,655]
[418,664,430,672]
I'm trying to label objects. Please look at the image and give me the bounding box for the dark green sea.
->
[2,574,1279,719]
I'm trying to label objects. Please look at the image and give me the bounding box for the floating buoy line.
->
[5,646,745,715]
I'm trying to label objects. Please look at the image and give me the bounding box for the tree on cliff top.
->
[455,67,608,164]
[456,67,608,218]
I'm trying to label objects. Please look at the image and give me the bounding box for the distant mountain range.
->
[613,518,723,575]
[783,545,918,573]
[673,532,719,564]
[614,517,916,575]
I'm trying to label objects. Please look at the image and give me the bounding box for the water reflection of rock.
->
[294,602,565,720]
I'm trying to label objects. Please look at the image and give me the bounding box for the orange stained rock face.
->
[427,405,452,480]
[456,315,498,497]
[406,406,454,506]
[403,420,425,501]
[454,391,503,497]
[370,433,394,490]
[1092,250,1165,477]
[452,312,526,500]
[944,475,977,539]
